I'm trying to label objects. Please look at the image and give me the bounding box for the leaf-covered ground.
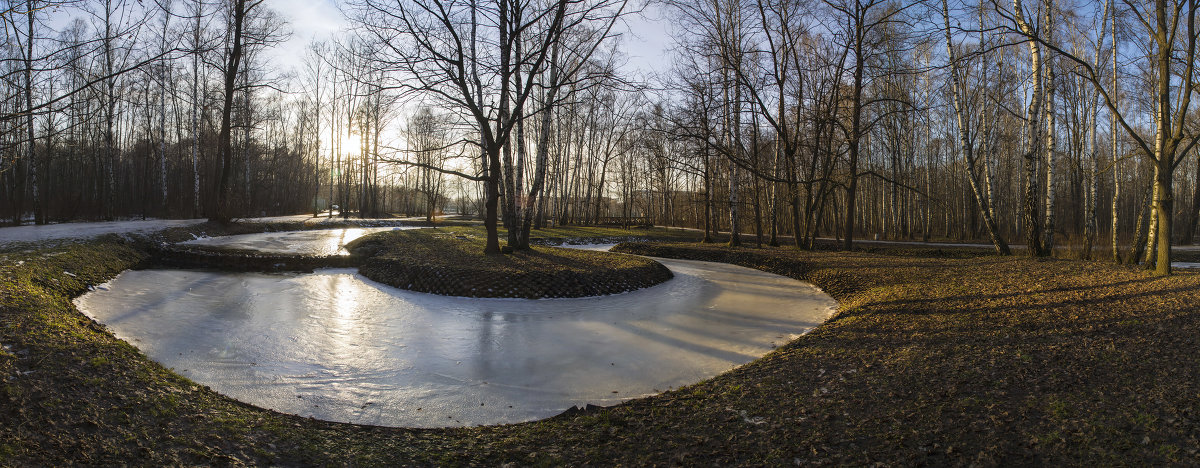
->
[2,229,1199,465]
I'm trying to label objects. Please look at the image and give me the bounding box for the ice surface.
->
[76,258,836,428]
[562,243,619,251]
[241,213,445,224]
[180,227,420,256]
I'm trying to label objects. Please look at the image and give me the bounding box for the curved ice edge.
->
[320,267,675,301]
[74,233,840,429]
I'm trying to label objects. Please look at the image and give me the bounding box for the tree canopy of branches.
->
[7,0,1200,276]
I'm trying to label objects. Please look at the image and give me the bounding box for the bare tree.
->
[941,0,1010,254]
[351,0,627,253]
[211,0,252,222]
[408,107,451,221]
[1003,0,1200,275]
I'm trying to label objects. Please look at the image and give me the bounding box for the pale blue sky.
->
[262,0,675,79]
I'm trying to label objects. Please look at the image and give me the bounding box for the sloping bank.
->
[1,237,1197,465]
[346,229,672,298]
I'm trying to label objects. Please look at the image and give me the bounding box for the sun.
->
[340,132,362,157]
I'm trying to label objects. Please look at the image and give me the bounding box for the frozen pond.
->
[75,235,837,428]
[180,227,422,256]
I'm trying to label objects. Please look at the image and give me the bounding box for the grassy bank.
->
[2,231,1197,465]
[441,224,706,246]
[346,228,672,298]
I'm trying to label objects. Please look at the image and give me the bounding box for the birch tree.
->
[1006,0,1200,275]
[941,0,1010,254]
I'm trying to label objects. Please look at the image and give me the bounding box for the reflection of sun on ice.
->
[325,273,364,353]
[322,228,365,255]
[334,274,360,319]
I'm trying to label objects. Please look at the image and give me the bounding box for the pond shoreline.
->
[2,225,1196,465]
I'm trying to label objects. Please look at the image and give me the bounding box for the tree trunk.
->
[25,0,42,225]
[703,143,714,243]
[484,146,502,254]
[1083,93,1099,260]
[518,41,561,250]
[726,54,742,247]
[1013,0,1046,256]
[103,0,117,221]
[1153,158,1174,275]
[212,0,247,223]
[1128,177,1152,264]
[1110,2,1121,262]
[1042,0,1057,252]
[942,0,1011,255]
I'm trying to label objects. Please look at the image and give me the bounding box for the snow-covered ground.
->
[0,214,450,249]
[0,218,207,246]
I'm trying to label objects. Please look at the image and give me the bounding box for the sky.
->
[36,0,676,166]
[261,0,677,79]
[250,0,676,172]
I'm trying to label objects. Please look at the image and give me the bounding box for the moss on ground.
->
[148,244,362,272]
[2,226,1199,465]
[346,228,672,298]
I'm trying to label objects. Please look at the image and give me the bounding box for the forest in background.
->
[4,0,1200,272]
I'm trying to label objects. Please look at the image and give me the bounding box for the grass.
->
[441,224,707,245]
[2,224,1199,465]
[346,228,672,298]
